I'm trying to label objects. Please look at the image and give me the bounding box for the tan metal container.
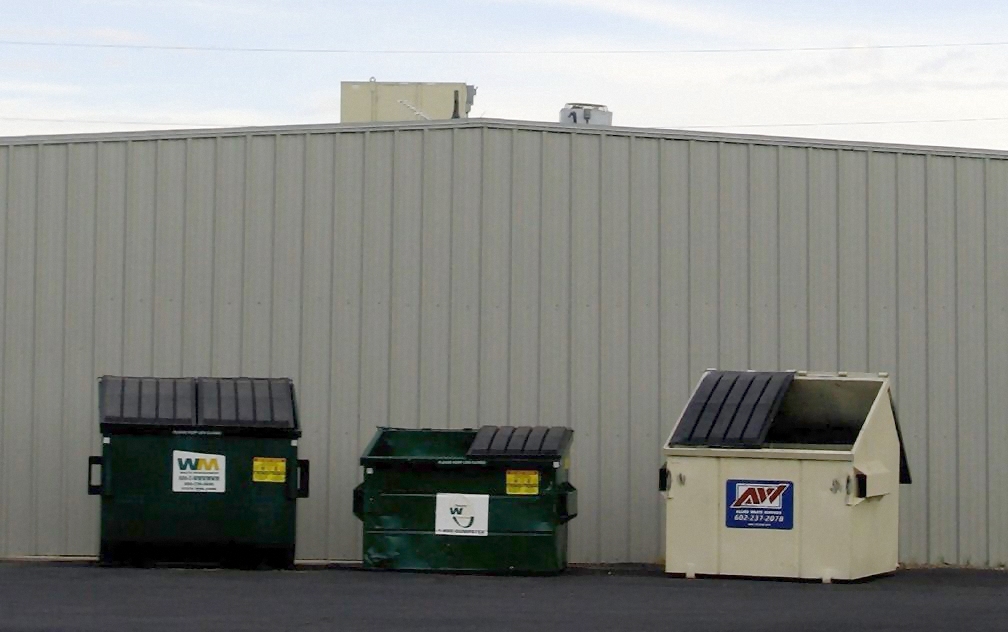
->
[662,371,910,582]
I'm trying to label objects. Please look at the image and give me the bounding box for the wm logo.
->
[177,457,220,471]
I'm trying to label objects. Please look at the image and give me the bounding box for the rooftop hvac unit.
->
[560,103,612,126]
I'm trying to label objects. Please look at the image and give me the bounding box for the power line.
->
[3,115,1008,129]
[1,39,1008,55]
[0,116,219,126]
[679,116,1008,129]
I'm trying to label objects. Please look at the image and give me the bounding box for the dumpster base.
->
[99,542,295,570]
[662,570,898,584]
[362,530,569,575]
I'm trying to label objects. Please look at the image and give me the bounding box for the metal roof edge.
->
[2,117,1007,159]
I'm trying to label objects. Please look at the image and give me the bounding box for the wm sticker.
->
[172,450,226,493]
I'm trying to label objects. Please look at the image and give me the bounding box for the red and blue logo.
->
[726,480,793,530]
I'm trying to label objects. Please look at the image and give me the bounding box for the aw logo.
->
[172,450,226,493]
[730,483,789,509]
[435,493,489,537]
[726,479,793,530]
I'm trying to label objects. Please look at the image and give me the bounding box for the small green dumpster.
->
[88,376,309,568]
[353,425,577,573]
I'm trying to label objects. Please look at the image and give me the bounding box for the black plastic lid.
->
[99,377,197,433]
[668,371,794,447]
[98,376,300,437]
[197,377,299,436]
[467,425,573,459]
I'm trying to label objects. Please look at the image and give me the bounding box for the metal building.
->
[0,119,1005,567]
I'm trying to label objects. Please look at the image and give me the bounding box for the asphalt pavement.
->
[1,562,1006,631]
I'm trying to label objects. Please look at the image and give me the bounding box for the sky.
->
[2,0,1008,149]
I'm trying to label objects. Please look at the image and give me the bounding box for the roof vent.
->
[560,103,612,126]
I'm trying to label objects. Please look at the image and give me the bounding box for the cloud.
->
[0,81,82,96]
[75,0,299,21]
[0,97,282,137]
[489,0,900,46]
[0,25,155,45]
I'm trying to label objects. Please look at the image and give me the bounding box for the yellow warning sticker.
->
[252,457,287,483]
[506,470,540,495]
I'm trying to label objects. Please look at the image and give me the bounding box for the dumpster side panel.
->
[664,456,718,575]
[357,459,572,573]
[362,531,566,573]
[100,435,298,565]
[797,460,852,581]
[850,393,902,578]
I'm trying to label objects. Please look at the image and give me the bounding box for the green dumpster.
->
[353,425,577,573]
[88,376,309,568]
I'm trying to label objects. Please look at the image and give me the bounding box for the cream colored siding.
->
[0,120,1006,566]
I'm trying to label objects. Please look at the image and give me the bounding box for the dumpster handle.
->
[658,464,670,492]
[352,484,364,518]
[87,456,103,496]
[296,460,310,498]
[558,483,578,523]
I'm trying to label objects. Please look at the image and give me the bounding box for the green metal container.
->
[353,426,577,574]
[88,376,309,568]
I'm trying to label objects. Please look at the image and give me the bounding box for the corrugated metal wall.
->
[0,121,1005,566]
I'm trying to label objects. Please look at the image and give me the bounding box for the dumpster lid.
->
[197,377,300,436]
[669,371,912,483]
[668,371,794,447]
[466,426,573,459]
[99,376,299,436]
[100,376,198,432]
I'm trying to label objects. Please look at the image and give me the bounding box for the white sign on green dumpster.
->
[172,450,226,493]
[434,493,488,536]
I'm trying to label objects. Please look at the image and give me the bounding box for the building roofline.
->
[2,117,1007,159]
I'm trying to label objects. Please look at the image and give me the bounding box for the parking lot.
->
[1,562,1006,631]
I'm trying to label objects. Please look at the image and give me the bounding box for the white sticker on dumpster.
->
[172,450,226,493]
[435,493,489,536]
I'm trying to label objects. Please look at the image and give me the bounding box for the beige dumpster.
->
[660,370,911,582]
